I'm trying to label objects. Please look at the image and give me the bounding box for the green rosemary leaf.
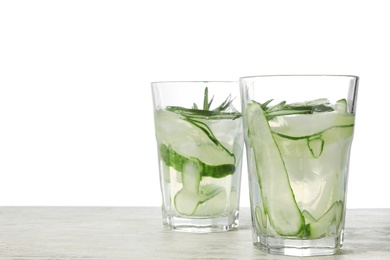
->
[260,99,274,110]
[203,87,209,110]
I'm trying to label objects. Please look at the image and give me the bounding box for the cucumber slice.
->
[173,161,226,216]
[174,186,226,216]
[307,201,343,239]
[174,161,202,215]
[159,144,236,179]
[182,160,202,193]
[246,102,304,236]
[194,185,226,216]
[174,189,199,216]
[269,112,354,138]
[155,109,234,166]
[335,99,347,113]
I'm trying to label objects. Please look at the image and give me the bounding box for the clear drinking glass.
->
[151,81,244,232]
[240,75,359,256]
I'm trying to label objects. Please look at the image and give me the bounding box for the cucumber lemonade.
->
[240,75,359,256]
[152,83,244,232]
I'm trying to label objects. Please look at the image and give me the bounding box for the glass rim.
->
[151,80,238,85]
[239,74,359,80]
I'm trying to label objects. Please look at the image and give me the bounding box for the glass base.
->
[162,210,239,233]
[253,233,343,256]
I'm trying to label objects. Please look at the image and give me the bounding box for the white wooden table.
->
[0,207,389,259]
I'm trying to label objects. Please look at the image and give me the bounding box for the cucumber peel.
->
[159,144,235,179]
[246,102,305,236]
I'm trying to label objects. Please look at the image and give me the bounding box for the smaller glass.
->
[151,81,244,232]
[240,75,359,256]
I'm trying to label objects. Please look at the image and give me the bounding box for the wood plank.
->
[0,207,389,259]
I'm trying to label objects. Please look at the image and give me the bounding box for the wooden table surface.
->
[0,207,389,259]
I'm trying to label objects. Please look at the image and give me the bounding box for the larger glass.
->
[152,81,244,232]
[240,75,359,256]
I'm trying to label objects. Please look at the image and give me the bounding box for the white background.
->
[1,0,389,208]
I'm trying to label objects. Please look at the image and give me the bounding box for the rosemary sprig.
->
[168,87,239,118]
[259,99,334,120]
[193,87,215,110]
